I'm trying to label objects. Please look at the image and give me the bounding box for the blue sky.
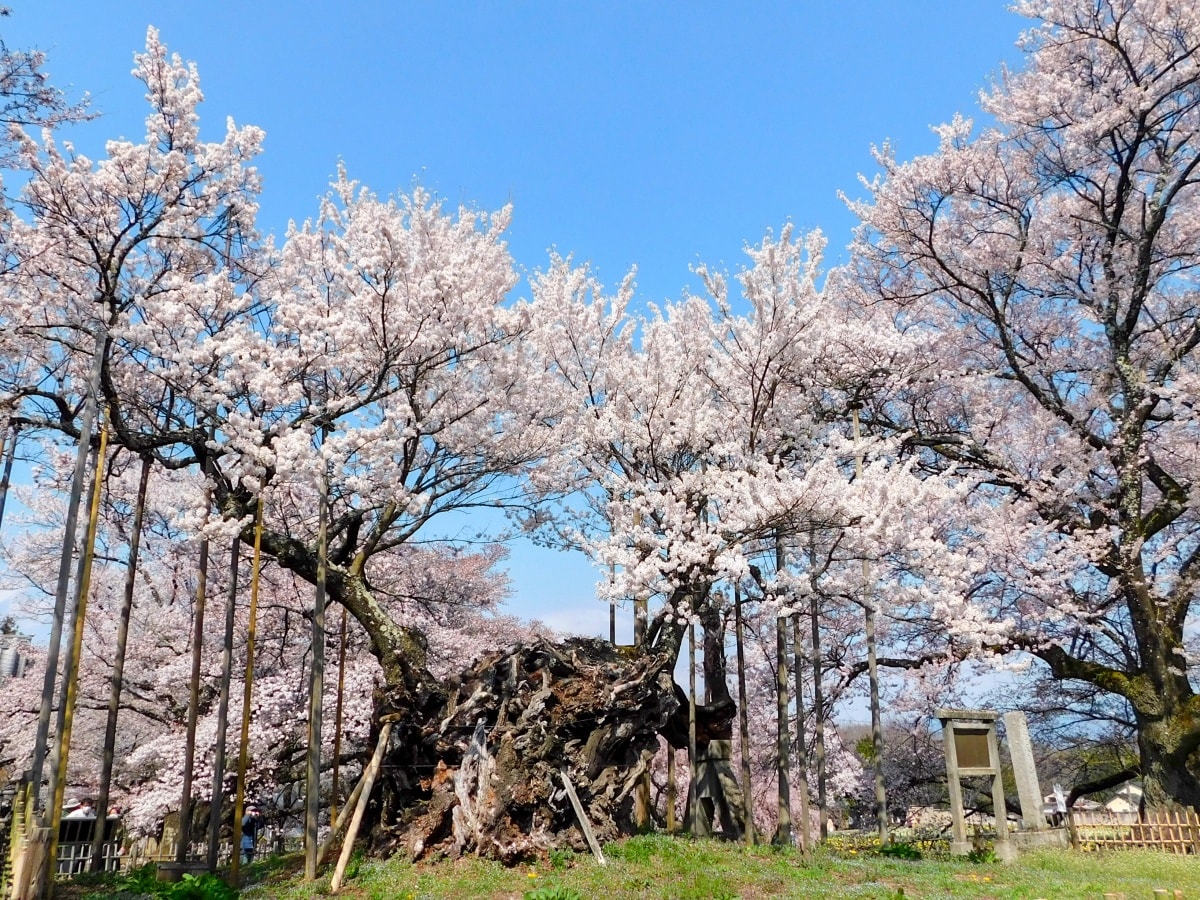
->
[4,2,1026,639]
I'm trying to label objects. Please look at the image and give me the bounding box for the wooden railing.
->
[1070,808,1200,854]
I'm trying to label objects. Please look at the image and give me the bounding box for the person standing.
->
[241,805,265,864]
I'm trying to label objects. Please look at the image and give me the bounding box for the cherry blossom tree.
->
[0,6,90,169]
[848,0,1200,807]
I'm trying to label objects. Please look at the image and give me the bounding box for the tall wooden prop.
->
[791,616,812,853]
[304,456,329,880]
[31,330,107,802]
[206,536,242,869]
[231,498,265,885]
[178,451,213,864]
[852,405,888,841]
[45,413,108,895]
[90,454,152,872]
[733,584,754,844]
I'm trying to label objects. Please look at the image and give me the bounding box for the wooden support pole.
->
[330,722,392,894]
[774,612,792,846]
[734,583,754,845]
[315,723,388,871]
[207,536,242,870]
[633,592,650,831]
[91,454,151,872]
[792,616,812,854]
[330,606,348,825]
[305,455,329,881]
[31,331,107,803]
[686,621,700,835]
[853,405,887,843]
[809,572,828,840]
[45,413,108,896]
[560,769,607,866]
[231,497,264,885]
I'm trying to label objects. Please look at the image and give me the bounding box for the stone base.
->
[1010,828,1069,849]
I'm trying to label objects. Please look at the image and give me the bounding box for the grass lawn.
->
[231,833,1200,900]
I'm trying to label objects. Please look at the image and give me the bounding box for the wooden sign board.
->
[954,728,992,771]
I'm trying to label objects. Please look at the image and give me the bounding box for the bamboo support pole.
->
[230,497,264,885]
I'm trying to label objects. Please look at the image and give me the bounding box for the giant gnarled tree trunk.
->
[384,637,679,862]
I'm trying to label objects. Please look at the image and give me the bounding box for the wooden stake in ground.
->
[231,498,265,885]
[90,453,151,872]
[330,722,393,894]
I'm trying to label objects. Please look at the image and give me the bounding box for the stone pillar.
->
[1002,712,1047,832]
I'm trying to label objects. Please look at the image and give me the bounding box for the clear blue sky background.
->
[4,2,1026,639]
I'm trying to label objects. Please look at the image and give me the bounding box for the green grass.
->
[238,833,1200,899]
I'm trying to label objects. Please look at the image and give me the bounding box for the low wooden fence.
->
[54,840,234,876]
[1070,808,1200,854]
